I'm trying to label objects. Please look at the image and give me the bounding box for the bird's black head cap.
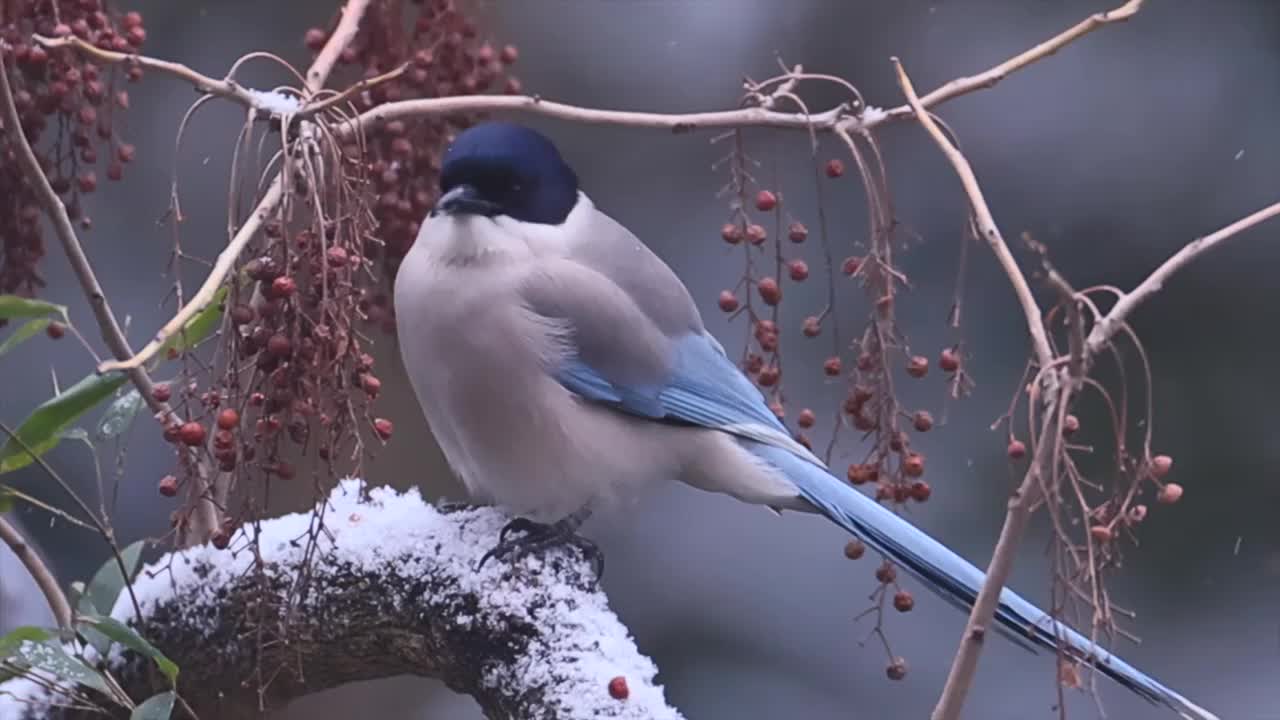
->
[437,122,579,225]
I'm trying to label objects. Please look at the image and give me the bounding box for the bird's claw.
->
[479,516,604,581]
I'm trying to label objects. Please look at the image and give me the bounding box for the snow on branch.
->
[2,481,682,720]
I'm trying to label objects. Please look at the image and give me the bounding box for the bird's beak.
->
[435,184,500,217]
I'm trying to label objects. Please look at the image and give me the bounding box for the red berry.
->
[608,676,629,700]
[216,408,239,430]
[939,347,960,373]
[721,223,743,245]
[230,304,254,325]
[717,290,739,313]
[77,171,97,193]
[117,144,136,163]
[1062,414,1080,437]
[755,190,777,212]
[847,464,876,485]
[45,321,66,339]
[272,461,296,480]
[823,356,842,376]
[841,256,861,276]
[1157,482,1183,505]
[825,158,845,178]
[266,334,292,358]
[249,392,265,407]
[500,44,519,64]
[362,374,382,397]
[373,418,394,440]
[906,355,929,378]
[801,316,821,337]
[909,481,932,502]
[787,222,808,243]
[304,28,328,51]
[757,367,780,387]
[788,259,809,282]
[886,658,908,681]
[844,539,866,560]
[1150,454,1173,479]
[178,422,205,446]
[326,246,349,267]
[912,410,933,432]
[1007,439,1027,460]
[893,589,915,612]
[1089,525,1113,543]
[158,475,178,497]
[797,408,816,428]
[875,562,897,584]
[745,224,767,245]
[757,277,781,305]
[270,276,296,298]
[1128,504,1148,523]
[902,453,925,477]
[152,384,172,403]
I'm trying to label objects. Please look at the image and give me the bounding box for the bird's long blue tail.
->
[750,443,1217,720]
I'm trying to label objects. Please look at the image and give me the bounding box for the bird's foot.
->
[479,510,603,581]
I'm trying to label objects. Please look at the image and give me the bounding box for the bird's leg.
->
[479,506,603,579]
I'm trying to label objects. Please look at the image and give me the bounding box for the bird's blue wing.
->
[557,331,822,463]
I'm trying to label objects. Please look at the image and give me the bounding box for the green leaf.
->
[0,318,52,358]
[0,371,128,474]
[130,691,175,720]
[95,389,142,441]
[155,285,227,358]
[85,540,144,617]
[0,296,66,321]
[0,626,56,655]
[77,615,178,686]
[5,635,112,697]
[0,487,12,514]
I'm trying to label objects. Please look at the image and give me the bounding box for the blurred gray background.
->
[2,1,1278,718]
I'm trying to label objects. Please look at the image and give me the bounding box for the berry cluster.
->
[310,0,520,298]
[0,1,143,298]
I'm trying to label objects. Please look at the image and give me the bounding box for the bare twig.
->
[893,58,1053,372]
[0,516,72,632]
[1086,198,1280,352]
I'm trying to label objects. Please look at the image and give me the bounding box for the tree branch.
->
[0,516,71,632]
[0,482,683,720]
[1086,198,1280,352]
[89,0,1143,376]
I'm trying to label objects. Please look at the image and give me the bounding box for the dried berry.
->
[801,316,821,337]
[152,384,172,402]
[270,275,297,298]
[906,355,929,378]
[45,321,66,339]
[745,224,767,245]
[797,408,816,429]
[902,453,925,477]
[179,422,206,446]
[847,464,876,485]
[886,658,908,681]
[787,221,808,243]
[717,290,739,313]
[822,356,841,376]
[216,408,239,430]
[721,223,743,245]
[825,158,845,178]
[1062,414,1080,437]
[1089,525,1113,543]
[362,374,382,397]
[841,256,861,276]
[875,562,897,584]
[158,475,178,498]
[939,347,960,373]
[788,259,809,282]
[373,417,394,440]
[757,277,781,305]
[1157,482,1183,505]
[893,590,915,612]
[843,539,866,560]
[912,410,933,432]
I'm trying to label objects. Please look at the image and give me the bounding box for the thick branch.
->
[1,482,682,720]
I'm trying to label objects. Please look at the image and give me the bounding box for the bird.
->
[393,121,1218,720]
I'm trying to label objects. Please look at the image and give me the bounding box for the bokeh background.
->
[2,1,1278,718]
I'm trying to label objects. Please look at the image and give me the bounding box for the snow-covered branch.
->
[1,482,681,720]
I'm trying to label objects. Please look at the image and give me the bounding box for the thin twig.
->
[0,515,73,631]
[1086,198,1280,352]
[892,57,1053,372]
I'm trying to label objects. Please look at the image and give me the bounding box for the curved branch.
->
[2,482,682,720]
[0,516,71,632]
